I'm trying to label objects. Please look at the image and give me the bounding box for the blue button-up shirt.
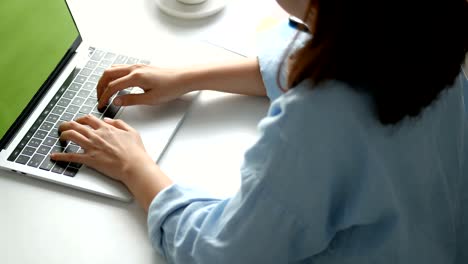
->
[148,24,468,264]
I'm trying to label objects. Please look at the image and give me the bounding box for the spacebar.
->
[103,89,130,119]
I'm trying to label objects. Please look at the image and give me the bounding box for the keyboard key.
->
[51,94,62,103]
[48,128,60,138]
[30,119,43,134]
[51,162,68,174]
[34,130,48,140]
[57,98,71,107]
[15,155,30,165]
[77,90,91,98]
[52,106,66,116]
[104,52,116,61]
[43,137,57,147]
[54,121,63,130]
[69,162,83,169]
[27,138,42,148]
[42,108,51,117]
[85,60,98,69]
[88,75,100,82]
[45,114,60,124]
[39,112,49,124]
[126,57,138,64]
[94,67,105,75]
[22,146,36,156]
[51,145,64,154]
[83,82,96,91]
[72,96,86,106]
[74,75,87,84]
[23,130,34,142]
[39,122,54,131]
[51,165,65,174]
[57,85,67,95]
[37,145,51,155]
[69,83,82,91]
[60,112,75,121]
[7,147,22,162]
[62,90,77,100]
[100,60,112,68]
[39,158,55,171]
[91,50,105,61]
[65,145,80,153]
[66,105,80,114]
[79,105,93,114]
[115,55,128,64]
[139,60,150,65]
[84,97,97,107]
[27,154,45,168]
[80,68,92,76]
[64,167,79,177]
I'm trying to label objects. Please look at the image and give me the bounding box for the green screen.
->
[0,0,78,140]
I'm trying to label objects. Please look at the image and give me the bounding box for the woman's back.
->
[261,73,467,263]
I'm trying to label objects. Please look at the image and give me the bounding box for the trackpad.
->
[116,96,194,161]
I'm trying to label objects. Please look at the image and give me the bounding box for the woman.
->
[52,0,468,263]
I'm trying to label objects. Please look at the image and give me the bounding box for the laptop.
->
[0,0,192,202]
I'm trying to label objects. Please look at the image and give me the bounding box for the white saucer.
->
[155,0,228,19]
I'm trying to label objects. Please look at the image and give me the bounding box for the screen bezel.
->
[0,0,82,150]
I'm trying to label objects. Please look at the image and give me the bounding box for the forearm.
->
[123,159,173,212]
[178,57,267,97]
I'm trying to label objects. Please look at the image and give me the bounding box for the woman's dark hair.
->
[283,0,468,124]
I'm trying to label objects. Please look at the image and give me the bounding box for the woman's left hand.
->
[50,114,155,184]
[51,114,173,211]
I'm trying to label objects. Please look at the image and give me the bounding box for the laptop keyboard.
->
[7,48,149,177]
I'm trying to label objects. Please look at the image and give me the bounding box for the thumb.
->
[114,93,153,106]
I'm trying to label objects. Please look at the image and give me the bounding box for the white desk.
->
[0,0,274,263]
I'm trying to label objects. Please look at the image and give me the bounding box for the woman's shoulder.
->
[266,79,374,140]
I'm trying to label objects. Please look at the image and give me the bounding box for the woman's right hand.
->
[96,64,191,110]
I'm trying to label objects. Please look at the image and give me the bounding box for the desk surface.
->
[0,0,273,263]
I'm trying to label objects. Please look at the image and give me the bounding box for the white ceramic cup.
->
[177,0,207,4]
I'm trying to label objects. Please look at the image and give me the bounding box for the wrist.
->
[175,66,204,94]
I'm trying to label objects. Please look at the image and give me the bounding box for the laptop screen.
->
[0,0,78,140]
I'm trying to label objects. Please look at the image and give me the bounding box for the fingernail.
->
[103,117,112,122]
[113,98,122,106]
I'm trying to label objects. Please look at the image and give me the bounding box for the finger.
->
[98,73,141,110]
[59,120,94,138]
[96,66,132,102]
[113,93,153,106]
[50,152,87,164]
[59,130,93,149]
[103,117,133,131]
[74,114,105,130]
